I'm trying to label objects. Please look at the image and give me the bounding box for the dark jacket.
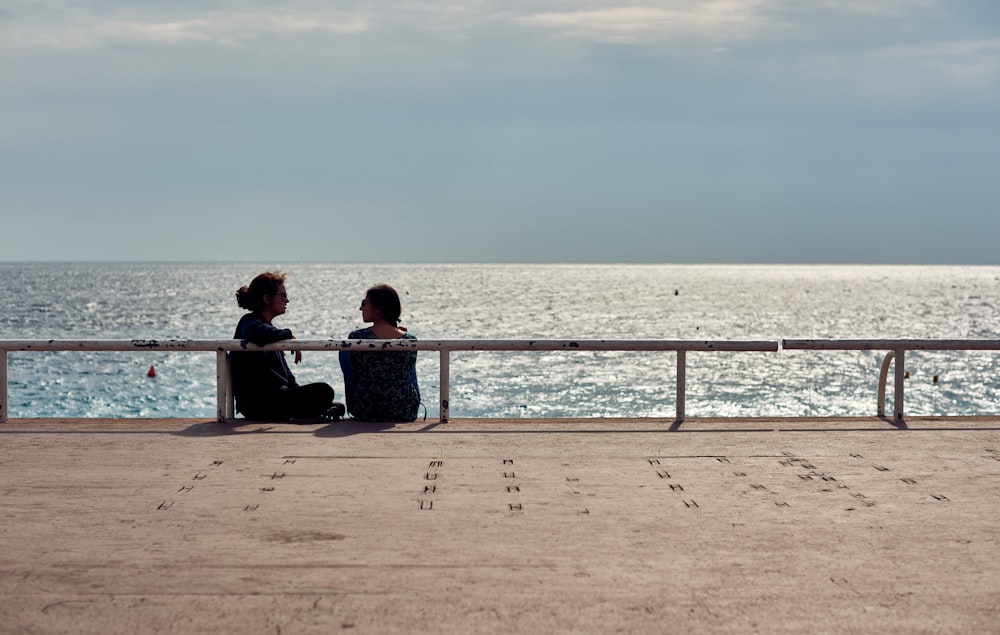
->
[231,313,297,414]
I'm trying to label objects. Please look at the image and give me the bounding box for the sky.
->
[1,0,998,263]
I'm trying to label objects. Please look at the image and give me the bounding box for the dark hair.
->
[236,272,286,312]
[366,283,402,325]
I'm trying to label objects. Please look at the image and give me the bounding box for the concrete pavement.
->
[1,416,999,634]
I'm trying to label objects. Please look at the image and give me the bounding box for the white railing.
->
[0,339,779,423]
[6,338,998,424]
[782,339,1000,423]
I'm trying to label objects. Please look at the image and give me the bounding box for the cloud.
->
[868,38,1000,86]
[873,38,1000,60]
[1,0,952,54]
[1,5,368,51]
[102,11,368,46]
[509,0,939,44]
[515,2,772,44]
[815,0,935,17]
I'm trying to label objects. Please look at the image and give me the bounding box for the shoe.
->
[320,402,346,421]
[289,403,347,424]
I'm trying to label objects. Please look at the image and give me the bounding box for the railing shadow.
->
[884,415,909,430]
[4,416,998,436]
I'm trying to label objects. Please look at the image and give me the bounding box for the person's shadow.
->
[313,420,397,437]
[175,419,402,437]
[174,420,291,436]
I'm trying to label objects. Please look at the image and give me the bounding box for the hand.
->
[294,350,302,364]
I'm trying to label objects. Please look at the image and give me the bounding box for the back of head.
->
[366,283,402,324]
[236,271,287,312]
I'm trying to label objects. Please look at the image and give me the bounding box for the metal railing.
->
[0,338,779,423]
[5,338,999,424]
[782,339,1000,423]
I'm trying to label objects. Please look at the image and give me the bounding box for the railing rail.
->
[0,338,779,423]
[782,339,1000,423]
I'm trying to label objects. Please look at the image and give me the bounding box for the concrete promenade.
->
[1,416,999,634]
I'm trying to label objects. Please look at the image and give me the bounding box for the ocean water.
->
[2,262,999,419]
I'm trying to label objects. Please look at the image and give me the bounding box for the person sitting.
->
[231,271,342,422]
[339,284,421,422]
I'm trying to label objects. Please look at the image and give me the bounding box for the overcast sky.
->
[2,0,998,263]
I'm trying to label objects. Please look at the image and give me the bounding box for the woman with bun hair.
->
[339,283,421,422]
[231,271,341,422]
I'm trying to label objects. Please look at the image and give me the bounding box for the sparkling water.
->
[2,262,999,419]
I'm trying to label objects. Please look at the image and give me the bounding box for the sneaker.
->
[320,402,346,421]
[289,403,347,424]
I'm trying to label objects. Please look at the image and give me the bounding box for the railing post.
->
[225,353,234,420]
[894,348,905,423]
[676,349,686,422]
[877,351,894,417]
[216,350,230,422]
[440,350,450,422]
[0,349,7,423]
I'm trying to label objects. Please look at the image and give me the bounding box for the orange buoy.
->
[147,365,157,378]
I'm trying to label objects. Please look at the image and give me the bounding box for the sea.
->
[2,262,999,420]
